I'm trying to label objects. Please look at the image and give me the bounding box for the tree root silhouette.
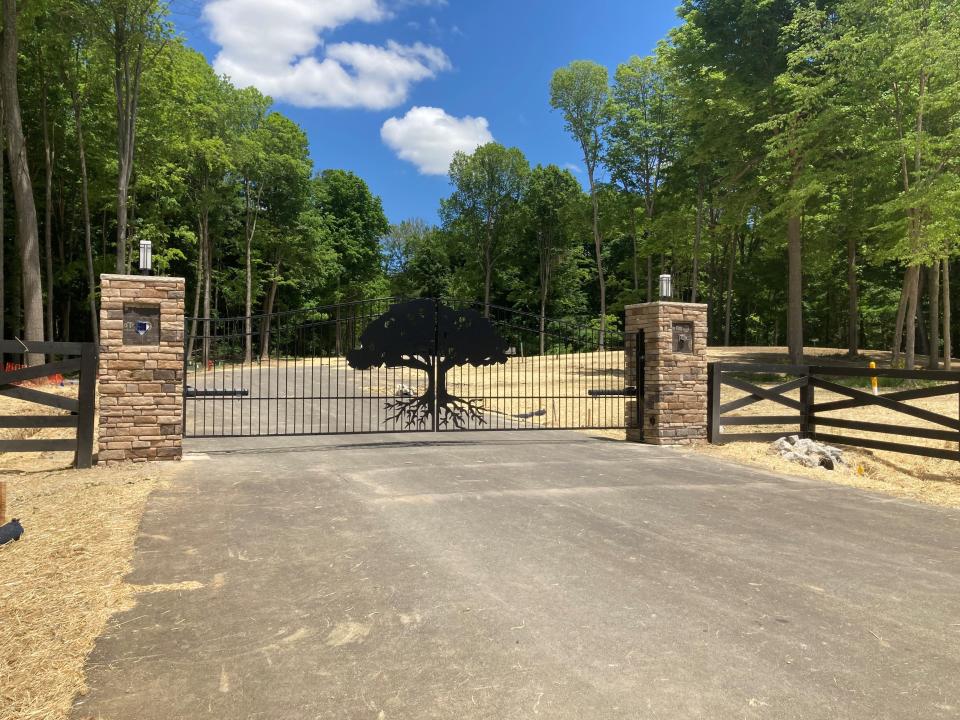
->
[383,393,486,430]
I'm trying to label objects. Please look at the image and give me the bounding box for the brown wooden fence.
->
[708,363,960,461]
[0,340,97,468]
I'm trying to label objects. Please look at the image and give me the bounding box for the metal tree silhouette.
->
[346,299,509,429]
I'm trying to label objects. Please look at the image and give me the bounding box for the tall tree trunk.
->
[10,249,20,341]
[904,265,920,369]
[62,295,70,342]
[243,177,264,364]
[786,214,803,365]
[646,254,652,303]
[1,0,44,365]
[943,259,952,370]
[692,181,703,304]
[112,11,145,273]
[724,235,734,346]
[928,260,940,369]
[259,268,279,362]
[201,209,211,369]
[538,230,550,356]
[185,216,202,362]
[69,84,98,340]
[588,171,605,349]
[483,224,493,318]
[0,101,5,359]
[41,68,54,344]
[847,234,858,357]
[245,221,252,363]
[916,266,928,357]
[891,265,916,365]
[115,149,130,271]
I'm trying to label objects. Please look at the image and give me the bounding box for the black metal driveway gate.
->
[183,298,633,438]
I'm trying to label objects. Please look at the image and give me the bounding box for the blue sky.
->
[169,1,681,224]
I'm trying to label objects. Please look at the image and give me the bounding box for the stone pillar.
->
[98,274,185,464]
[625,302,708,445]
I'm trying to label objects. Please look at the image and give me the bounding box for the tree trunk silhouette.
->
[646,255,652,303]
[588,169,605,349]
[483,223,493,318]
[943,260,952,370]
[68,82,98,340]
[41,64,55,345]
[847,234,858,357]
[724,234,735,346]
[112,8,146,273]
[692,181,703,304]
[186,217,202,364]
[904,265,920,369]
[201,209,211,369]
[928,261,940,369]
[259,262,280,362]
[786,213,803,365]
[2,0,44,364]
[0,101,5,362]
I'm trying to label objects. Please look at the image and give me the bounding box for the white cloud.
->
[563,163,583,175]
[203,0,450,109]
[380,107,494,175]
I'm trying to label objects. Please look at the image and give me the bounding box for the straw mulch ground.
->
[1,388,169,720]
[692,377,960,509]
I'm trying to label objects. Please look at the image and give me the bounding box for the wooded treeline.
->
[0,0,388,365]
[2,0,958,367]
[390,0,960,366]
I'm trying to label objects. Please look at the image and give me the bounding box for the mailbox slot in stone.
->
[122,304,160,346]
[672,321,694,354]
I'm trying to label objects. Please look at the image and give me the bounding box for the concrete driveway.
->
[75,432,960,719]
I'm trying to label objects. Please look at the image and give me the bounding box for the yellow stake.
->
[869,361,878,396]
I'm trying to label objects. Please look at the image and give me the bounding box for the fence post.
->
[799,367,814,439]
[74,342,97,469]
[708,363,722,444]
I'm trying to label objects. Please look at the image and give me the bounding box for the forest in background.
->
[1,0,959,368]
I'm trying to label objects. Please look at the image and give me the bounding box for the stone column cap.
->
[625,301,709,310]
[100,273,185,283]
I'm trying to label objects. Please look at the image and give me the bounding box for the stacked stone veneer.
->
[98,274,185,463]
[625,302,708,445]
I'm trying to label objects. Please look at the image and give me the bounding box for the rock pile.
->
[773,435,845,470]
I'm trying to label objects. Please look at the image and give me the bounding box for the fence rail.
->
[0,339,97,468]
[708,362,960,462]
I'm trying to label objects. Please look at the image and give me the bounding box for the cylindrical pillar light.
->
[139,239,153,276]
[659,273,672,300]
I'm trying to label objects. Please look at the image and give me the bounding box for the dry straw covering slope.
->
[0,387,167,720]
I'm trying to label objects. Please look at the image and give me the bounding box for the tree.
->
[847,0,959,368]
[441,142,529,317]
[382,219,452,299]
[550,60,610,347]
[347,299,508,429]
[57,4,100,338]
[313,168,390,300]
[96,0,167,272]
[523,164,583,353]
[253,114,314,359]
[605,55,677,298]
[229,87,269,362]
[2,0,44,364]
